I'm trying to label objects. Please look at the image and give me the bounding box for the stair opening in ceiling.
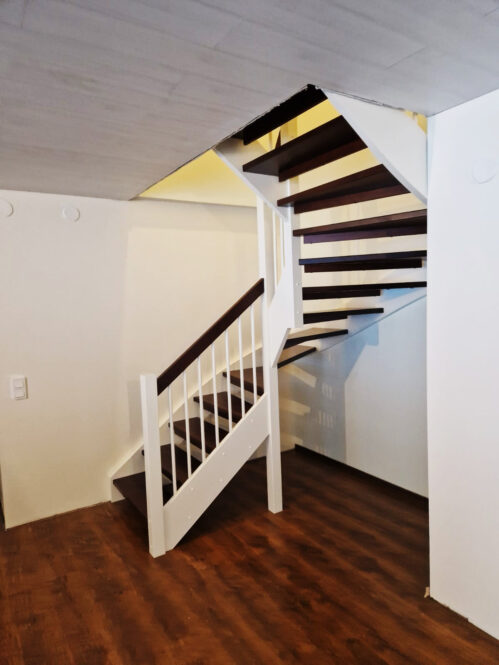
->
[138,84,426,209]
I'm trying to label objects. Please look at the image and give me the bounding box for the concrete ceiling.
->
[0,0,498,200]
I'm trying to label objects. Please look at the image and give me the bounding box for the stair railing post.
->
[280,116,304,330]
[140,373,166,557]
[257,197,283,514]
[279,201,304,330]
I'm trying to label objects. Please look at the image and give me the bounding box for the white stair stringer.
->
[311,286,427,354]
[218,144,304,339]
[325,90,428,204]
[215,138,287,216]
[163,395,269,551]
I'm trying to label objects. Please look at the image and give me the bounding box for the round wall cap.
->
[0,198,14,217]
[471,157,497,184]
[61,206,80,222]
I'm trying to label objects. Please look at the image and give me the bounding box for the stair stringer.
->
[108,340,266,503]
[163,395,269,551]
[215,139,287,216]
[312,286,427,354]
[217,143,304,339]
[325,90,427,204]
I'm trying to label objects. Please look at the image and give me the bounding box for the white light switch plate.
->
[10,375,27,400]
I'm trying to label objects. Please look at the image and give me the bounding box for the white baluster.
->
[272,208,278,288]
[167,386,177,493]
[256,196,283,515]
[197,357,206,461]
[182,371,192,476]
[280,214,285,270]
[250,303,258,403]
[238,315,246,417]
[211,343,220,446]
[225,329,233,432]
[140,374,166,557]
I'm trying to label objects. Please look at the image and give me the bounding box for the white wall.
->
[119,199,258,448]
[0,190,257,528]
[427,88,499,639]
[0,181,428,529]
[279,298,428,496]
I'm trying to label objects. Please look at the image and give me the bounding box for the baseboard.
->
[294,444,429,507]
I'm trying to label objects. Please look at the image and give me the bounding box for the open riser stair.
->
[111,85,427,556]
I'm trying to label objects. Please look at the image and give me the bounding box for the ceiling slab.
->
[0,0,498,200]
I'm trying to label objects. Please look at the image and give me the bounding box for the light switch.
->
[10,375,27,400]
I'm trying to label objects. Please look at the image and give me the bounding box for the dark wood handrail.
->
[157,278,264,395]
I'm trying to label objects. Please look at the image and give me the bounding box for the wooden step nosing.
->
[171,418,228,451]
[294,210,427,237]
[302,287,381,300]
[302,282,427,298]
[304,307,384,317]
[279,138,366,182]
[293,185,408,214]
[302,224,427,243]
[242,116,364,178]
[241,116,352,172]
[303,308,384,324]
[277,347,317,368]
[304,259,423,273]
[285,328,348,348]
[224,369,265,396]
[194,393,252,422]
[277,164,402,207]
[300,250,427,266]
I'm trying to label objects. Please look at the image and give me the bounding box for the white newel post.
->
[284,201,304,330]
[281,119,304,331]
[140,373,167,557]
[257,197,283,514]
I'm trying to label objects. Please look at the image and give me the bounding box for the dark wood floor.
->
[1,449,498,665]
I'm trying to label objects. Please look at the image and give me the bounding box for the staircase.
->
[111,85,427,556]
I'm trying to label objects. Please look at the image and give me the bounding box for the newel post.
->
[256,197,283,514]
[140,373,166,557]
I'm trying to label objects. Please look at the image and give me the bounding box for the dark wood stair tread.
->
[278,344,316,367]
[171,418,228,453]
[196,392,253,423]
[277,164,408,214]
[294,210,427,236]
[234,85,326,145]
[160,444,201,487]
[300,250,426,273]
[303,286,381,299]
[141,444,201,487]
[295,210,427,242]
[113,473,172,517]
[224,367,265,396]
[242,115,365,181]
[303,282,427,299]
[303,308,383,324]
[225,343,328,392]
[285,327,348,348]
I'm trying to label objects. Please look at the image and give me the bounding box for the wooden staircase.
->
[233,85,427,356]
[111,268,325,555]
[112,85,428,557]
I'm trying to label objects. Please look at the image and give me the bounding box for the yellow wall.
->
[139,98,426,211]
[140,150,256,207]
